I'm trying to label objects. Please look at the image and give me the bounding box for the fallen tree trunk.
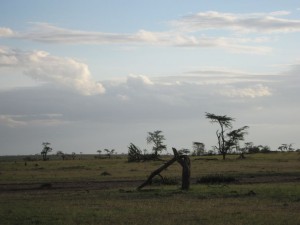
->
[137,148,191,190]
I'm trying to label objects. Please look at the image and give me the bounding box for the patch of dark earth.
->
[0,176,299,193]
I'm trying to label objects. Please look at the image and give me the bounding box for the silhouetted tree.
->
[205,112,234,160]
[244,142,254,153]
[178,148,190,155]
[247,143,260,154]
[71,152,76,160]
[97,150,102,155]
[146,130,167,157]
[260,145,271,153]
[104,149,115,158]
[205,112,249,159]
[41,142,52,161]
[227,126,249,158]
[278,143,294,152]
[192,142,205,156]
[56,150,66,160]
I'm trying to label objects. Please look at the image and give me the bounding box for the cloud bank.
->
[0,62,299,154]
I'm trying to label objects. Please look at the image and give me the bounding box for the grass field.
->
[0,152,300,224]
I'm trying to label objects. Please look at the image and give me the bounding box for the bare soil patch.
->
[1,175,299,193]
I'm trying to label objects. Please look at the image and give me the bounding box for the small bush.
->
[128,143,142,162]
[197,174,236,184]
[100,171,111,176]
[128,143,159,162]
[152,176,179,185]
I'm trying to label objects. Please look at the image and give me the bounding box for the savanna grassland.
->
[0,152,300,225]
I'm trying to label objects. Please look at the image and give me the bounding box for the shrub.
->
[152,176,179,185]
[197,174,236,184]
[128,143,142,162]
[128,143,160,162]
[100,171,111,176]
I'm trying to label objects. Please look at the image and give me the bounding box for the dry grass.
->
[0,183,299,225]
[1,152,299,184]
[0,152,300,224]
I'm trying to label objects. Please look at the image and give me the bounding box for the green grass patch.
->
[1,183,300,225]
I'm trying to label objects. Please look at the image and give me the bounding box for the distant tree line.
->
[56,151,76,160]
[128,113,299,162]
[95,149,115,159]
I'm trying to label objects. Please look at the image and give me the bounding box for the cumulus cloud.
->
[102,70,275,106]
[0,47,105,95]
[126,74,154,87]
[1,63,299,154]
[173,11,300,33]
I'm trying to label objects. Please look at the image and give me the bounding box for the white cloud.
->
[218,84,272,98]
[1,63,299,154]
[158,67,275,86]
[2,23,270,54]
[0,115,26,127]
[2,11,300,55]
[269,11,291,16]
[0,114,67,127]
[21,23,133,44]
[126,74,154,87]
[0,47,105,95]
[0,27,14,37]
[173,11,300,33]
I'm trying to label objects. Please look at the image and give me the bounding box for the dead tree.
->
[137,148,191,191]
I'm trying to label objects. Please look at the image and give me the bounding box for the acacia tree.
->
[104,149,115,158]
[56,150,65,160]
[227,126,249,151]
[278,143,294,152]
[244,142,254,153]
[205,113,234,160]
[192,142,205,156]
[206,112,249,160]
[146,130,167,157]
[71,152,76,160]
[227,126,249,158]
[41,142,52,161]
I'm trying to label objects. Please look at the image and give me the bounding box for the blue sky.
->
[1,1,300,155]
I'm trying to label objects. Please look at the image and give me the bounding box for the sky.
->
[1,0,300,155]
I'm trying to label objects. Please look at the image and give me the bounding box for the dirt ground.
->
[1,175,299,193]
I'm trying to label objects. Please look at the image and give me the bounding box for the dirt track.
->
[0,180,143,193]
[1,175,299,193]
